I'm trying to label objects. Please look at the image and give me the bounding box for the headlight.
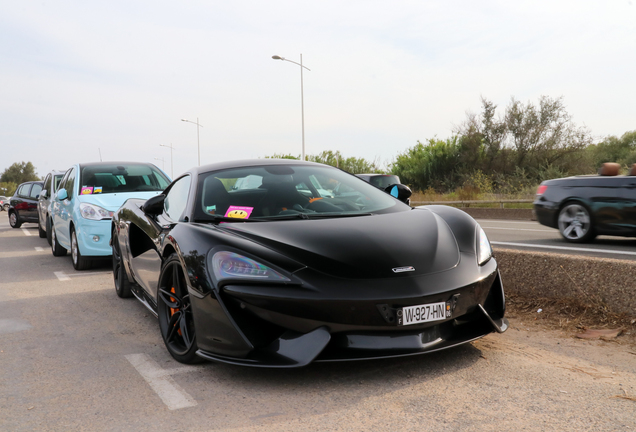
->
[210,251,290,285]
[477,225,492,265]
[79,203,113,220]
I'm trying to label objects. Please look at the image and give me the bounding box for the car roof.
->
[191,159,333,176]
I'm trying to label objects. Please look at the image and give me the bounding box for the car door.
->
[130,175,192,302]
[618,176,636,234]
[39,174,52,226]
[54,168,76,247]
[11,183,32,219]
[26,183,43,221]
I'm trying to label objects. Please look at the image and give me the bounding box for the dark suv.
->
[9,181,44,228]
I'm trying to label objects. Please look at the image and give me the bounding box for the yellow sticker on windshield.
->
[225,206,254,219]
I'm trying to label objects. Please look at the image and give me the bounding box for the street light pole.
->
[160,144,175,178]
[272,54,310,161]
[181,118,203,166]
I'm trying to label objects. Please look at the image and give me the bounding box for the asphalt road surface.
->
[477,219,636,261]
[1,212,635,431]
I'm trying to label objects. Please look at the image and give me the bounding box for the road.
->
[477,218,636,261]
[1,212,635,431]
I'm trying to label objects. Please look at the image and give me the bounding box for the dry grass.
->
[506,292,636,339]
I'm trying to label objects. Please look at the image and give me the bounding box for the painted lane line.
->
[54,271,110,281]
[35,247,44,251]
[22,228,32,236]
[0,318,33,335]
[125,353,199,410]
[54,271,71,281]
[491,241,636,256]
[482,226,554,233]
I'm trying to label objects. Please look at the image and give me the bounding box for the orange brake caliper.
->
[170,287,182,336]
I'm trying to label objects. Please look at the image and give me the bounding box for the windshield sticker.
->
[81,186,94,195]
[225,206,254,219]
[206,205,217,215]
[93,186,103,194]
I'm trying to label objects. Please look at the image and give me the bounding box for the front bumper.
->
[75,218,113,257]
[193,258,508,367]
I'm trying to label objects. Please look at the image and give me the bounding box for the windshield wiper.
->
[259,212,373,220]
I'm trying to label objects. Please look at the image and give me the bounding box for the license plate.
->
[400,301,447,326]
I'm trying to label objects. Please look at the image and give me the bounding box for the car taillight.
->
[536,185,547,195]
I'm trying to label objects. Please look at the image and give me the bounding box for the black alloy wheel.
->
[558,202,596,243]
[112,230,133,298]
[51,224,67,257]
[157,254,202,364]
[71,228,91,270]
[9,211,21,229]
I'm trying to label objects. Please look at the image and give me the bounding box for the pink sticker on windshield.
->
[81,187,94,195]
[224,206,254,219]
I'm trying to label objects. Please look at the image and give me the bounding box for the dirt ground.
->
[227,304,636,432]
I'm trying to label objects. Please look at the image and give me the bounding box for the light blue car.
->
[50,162,171,270]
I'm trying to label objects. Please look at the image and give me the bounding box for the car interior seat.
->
[203,177,231,216]
[599,162,620,176]
[258,175,309,216]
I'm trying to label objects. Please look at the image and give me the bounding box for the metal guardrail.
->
[411,199,534,208]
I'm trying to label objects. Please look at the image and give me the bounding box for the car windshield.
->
[80,163,170,195]
[194,164,408,222]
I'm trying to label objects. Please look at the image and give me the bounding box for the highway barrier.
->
[494,248,636,319]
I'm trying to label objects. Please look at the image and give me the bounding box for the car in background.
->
[38,170,66,242]
[111,159,506,367]
[356,174,401,189]
[534,162,636,243]
[8,181,44,228]
[0,196,10,211]
[50,162,171,270]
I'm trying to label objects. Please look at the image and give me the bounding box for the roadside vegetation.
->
[270,95,635,205]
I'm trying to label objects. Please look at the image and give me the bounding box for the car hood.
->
[77,191,162,211]
[221,208,461,279]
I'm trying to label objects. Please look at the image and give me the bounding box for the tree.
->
[0,162,40,184]
[0,182,18,196]
[390,137,461,191]
[265,151,384,174]
[587,130,636,169]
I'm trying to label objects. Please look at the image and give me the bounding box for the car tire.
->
[70,228,91,270]
[112,230,133,298]
[3,204,9,211]
[51,224,67,256]
[157,254,203,364]
[558,202,596,243]
[9,211,22,229]
[46,217,53,246]
[38,217,46,238]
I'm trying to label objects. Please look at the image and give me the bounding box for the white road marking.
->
[482,226,554,232]
[125,353,200,410]
[34,247,44,251]
[54,271,110,281]
[22,228,32,236]
[492,241,636,256]
[54,271,71,281]
[0,318,33,334]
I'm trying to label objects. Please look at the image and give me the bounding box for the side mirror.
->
[142,194,165,215]
[57,188,68,201]
[385,184,412,205]
[40,190,48,199]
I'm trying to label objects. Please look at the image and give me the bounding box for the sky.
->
[1,0,635,180]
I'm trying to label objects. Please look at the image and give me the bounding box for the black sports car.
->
[534,162,636,243]
[112,159,508,367]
